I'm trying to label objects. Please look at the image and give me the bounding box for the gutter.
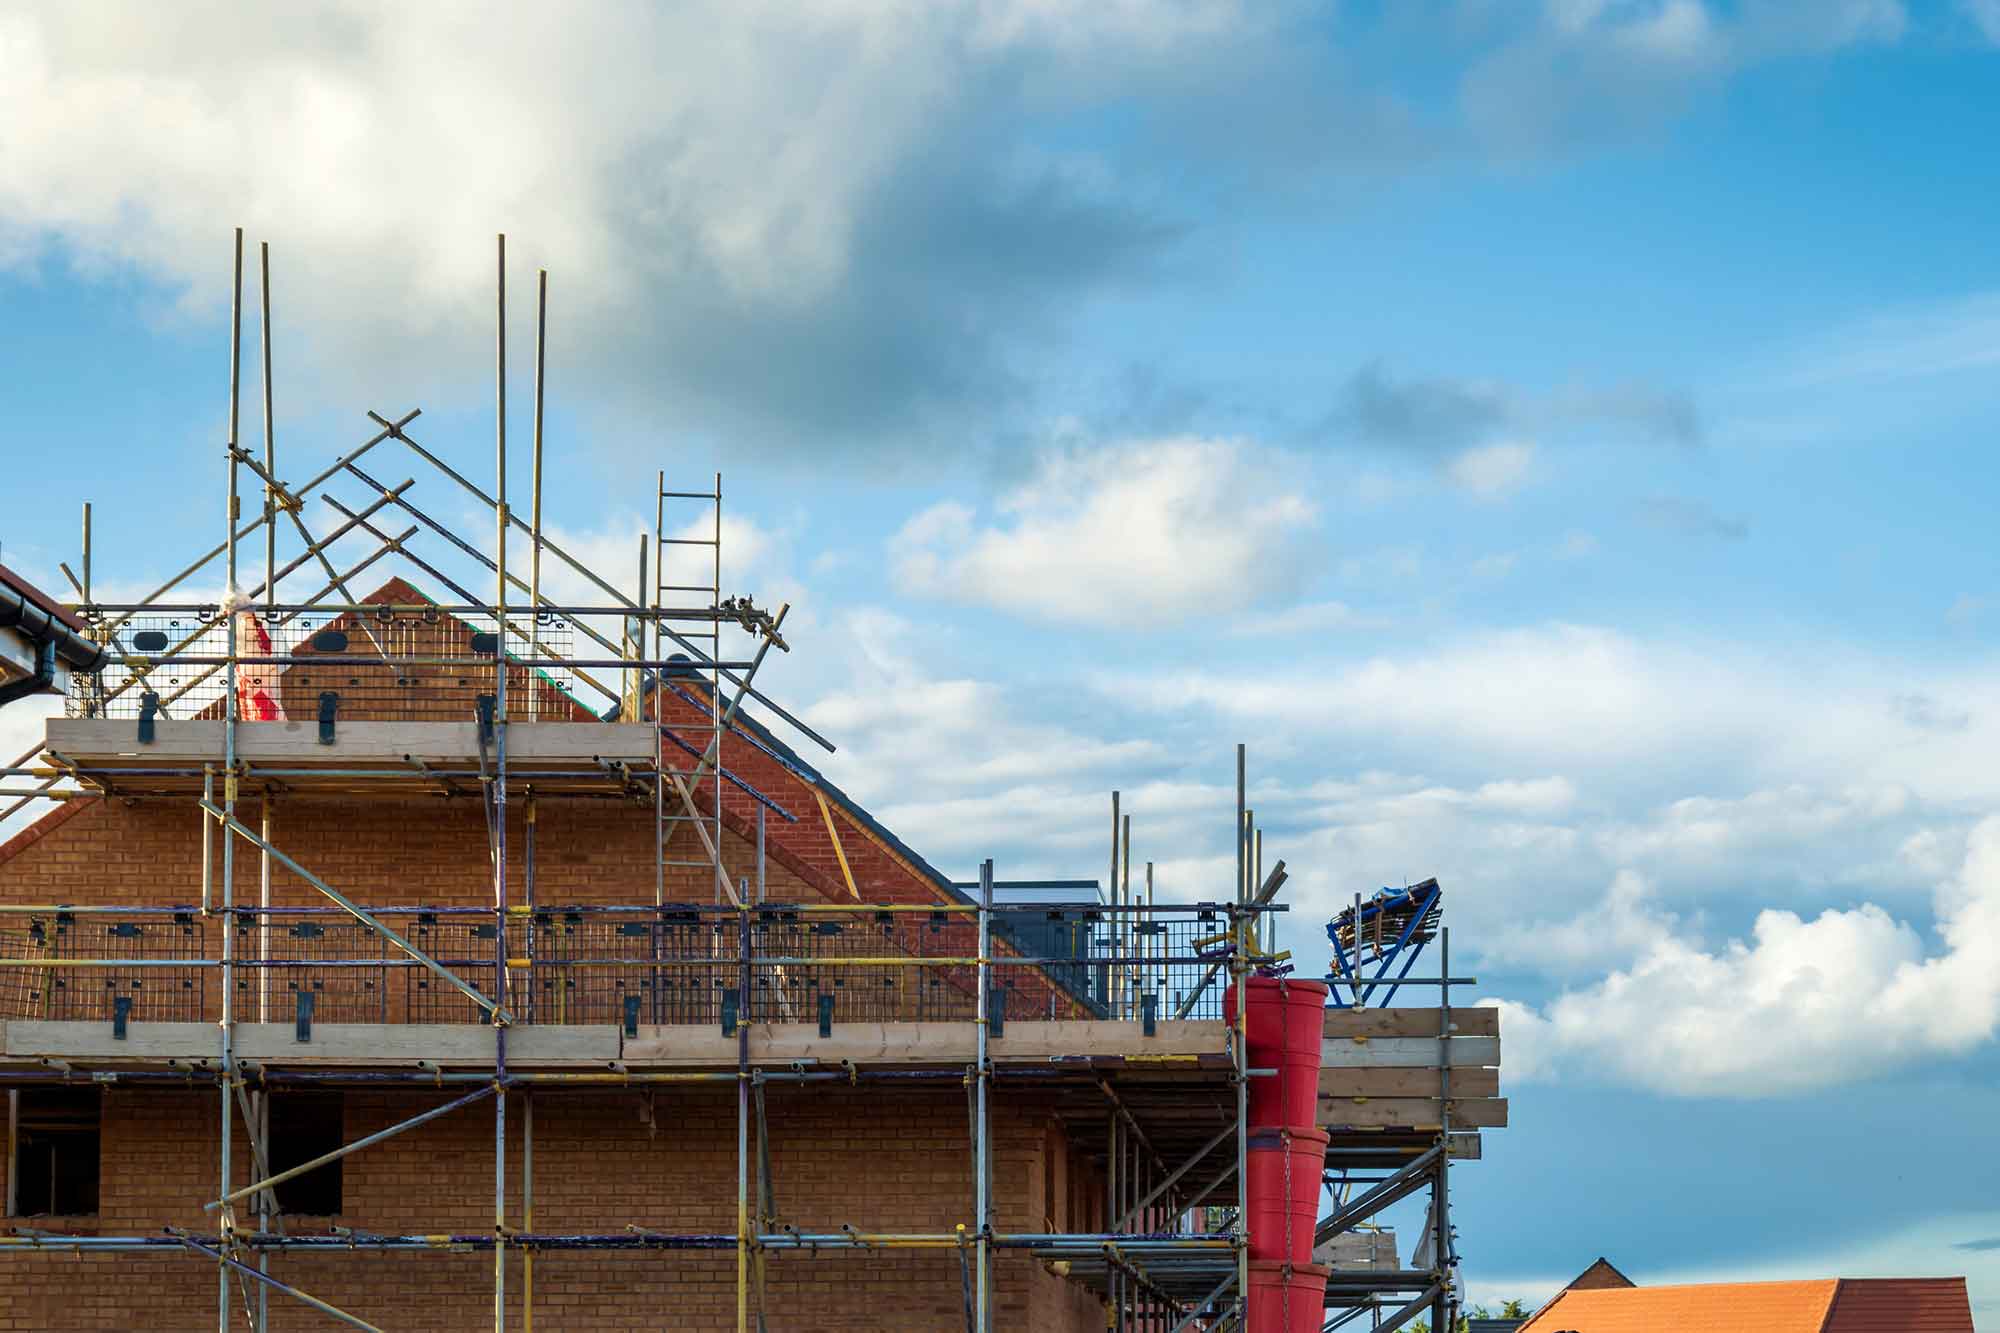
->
[0,581,105,705]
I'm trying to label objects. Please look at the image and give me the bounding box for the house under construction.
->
[0,233,1504,1331]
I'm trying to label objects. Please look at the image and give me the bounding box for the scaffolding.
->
[0,231,1487,1333]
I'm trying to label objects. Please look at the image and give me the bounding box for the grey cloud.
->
[1553,381,1702,446]
[594,142,1185,452]
[1955,1236,2000,1251]
[1331,362,1702,452]
[1636,495,1748,541]
[0,3,1288,463]
[1895,694,1973,734]
[1458,1,1904,158]
[1334,361,1511,452]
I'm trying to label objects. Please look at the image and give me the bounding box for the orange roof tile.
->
[1520,1279,1838,1333]
[1824,1278,1974,1332]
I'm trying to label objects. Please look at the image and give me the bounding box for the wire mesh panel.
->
[68,608,590,723]
[243,919,388,1025]
[0,919,58,1021]
[68,612,232,720]
[990,907,1234,1022]
[36,916,208,1022]
[404,916,499,1024]
[748,910,982,1024]
[653,909,733,1026]
[525,914,674,1026]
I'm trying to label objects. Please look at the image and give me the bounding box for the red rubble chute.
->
[231,603,286,722]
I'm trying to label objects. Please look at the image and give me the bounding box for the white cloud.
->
[1461,1,1904,156]
[0,2,1252,442]
[0,694,69,844]
[1556,530,1598,559]
[1336,546,1423,583]
[1779,290,2000,387]
[1098,623,2000,810]
[1226,600,1387,638]
[1609,0,1718,64]
[800,607,1169,871]
[1107,624,1764,770]
[1596,782,1904,859]
[1965,0,2000,43]
[1449,440,1534,498]
[1486,868,1677,974]
[1493,815,2000,1095]
[891,437,1316,626]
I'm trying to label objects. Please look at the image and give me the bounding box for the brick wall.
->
[0,787,1110,1328]
[0,1084,1104,1330]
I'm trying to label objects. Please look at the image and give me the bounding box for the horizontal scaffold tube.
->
[0,1231,1228,1254]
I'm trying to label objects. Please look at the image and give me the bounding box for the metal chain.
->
[1281,1126,1294,1327]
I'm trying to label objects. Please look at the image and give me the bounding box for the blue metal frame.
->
[1323,880,1442,1009]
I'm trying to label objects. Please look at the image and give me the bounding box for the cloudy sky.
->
[4,0,2000,1315]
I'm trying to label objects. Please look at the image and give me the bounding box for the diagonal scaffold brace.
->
[172,1232,386,1333]
[198,799,514,1023]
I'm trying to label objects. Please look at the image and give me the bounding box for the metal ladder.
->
[654,472,727,904]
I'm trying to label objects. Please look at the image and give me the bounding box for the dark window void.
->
[271,1093,343,1216]
[11,1089,101,1216]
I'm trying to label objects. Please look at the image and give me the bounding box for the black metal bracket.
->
[817,993,834,1038]
[623,994,641,1038]
[1142,994,1157,1038]
[112,995,132,1041]
[476,694,496,747]
[295,990,315,1042]
[317,691,340,745]
[137,691,160,745]
[721,991,738,1037]
[988,990,1004,1039]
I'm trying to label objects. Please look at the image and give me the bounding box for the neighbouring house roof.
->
[1519,1277,1974,1333]
[1822,1278,1978,1332]
[1564,1257,1637,1291]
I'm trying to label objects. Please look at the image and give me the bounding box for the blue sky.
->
[3,0,1999,1316]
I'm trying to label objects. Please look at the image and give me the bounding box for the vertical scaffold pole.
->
[524,793,537,1323]
[1108,792,1120,1015]
[975,858,993,1331]
[1253,824,1264,957]
[1121,813,1131,1020]
[219,223,243,1333]
[653,469,665,908]
[256,238,277,1333]
[493,230,511,1333]
[1232,743,1248,1322]
[1434,924,1454,1333]
[530,269,547,720]
[523,1090,535,1333]
[737,903,752,1333]
[712,472,724,907]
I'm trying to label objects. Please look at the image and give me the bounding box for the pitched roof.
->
[1565,1257,1636,1291]
[1520,1278,1975,1333]
[1521,1280,1837,1332]
[1823,1278,1974,1332]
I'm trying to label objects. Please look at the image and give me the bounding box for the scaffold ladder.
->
[655,472,727,904]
